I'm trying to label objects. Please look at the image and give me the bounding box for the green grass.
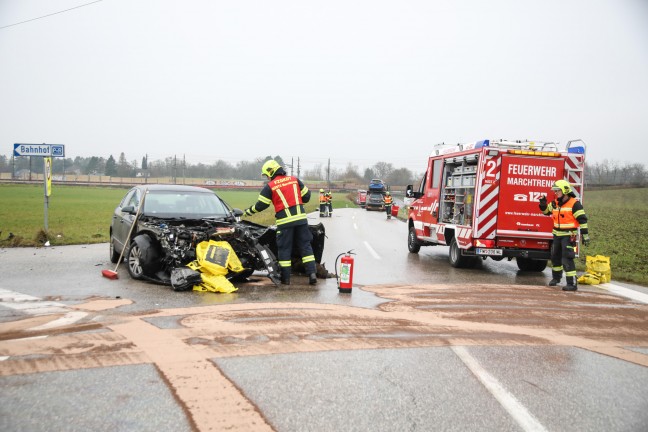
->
[0,185,350,245]
[578,188,648,286]
[1,184,645,286]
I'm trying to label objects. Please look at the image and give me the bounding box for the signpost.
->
[13,143,66,236]
[13,143,65,157]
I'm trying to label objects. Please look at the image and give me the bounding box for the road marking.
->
[363,241,381,260]
[354,222,358,230]
[452,346,548,432]
[30,311,89,330]
[597,283,648,304]
[0,288,87,330]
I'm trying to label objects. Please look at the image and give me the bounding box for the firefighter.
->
[319,189,327,217]
[244,160,317,285]
[539,180,590,291]
[325,191,333,217]
[383,191,394,219]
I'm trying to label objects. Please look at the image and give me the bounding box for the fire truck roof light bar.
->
[432,138,585,157]
[508,149,562,157]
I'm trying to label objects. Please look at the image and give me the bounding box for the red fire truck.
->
[405,139,586,271]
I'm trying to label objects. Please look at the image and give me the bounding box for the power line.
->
[0,0,103,30]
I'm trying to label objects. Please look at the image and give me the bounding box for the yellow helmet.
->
[551,179,572,194]
[320,189,324,193]
[261,160,281,178]
[385,191,391,195]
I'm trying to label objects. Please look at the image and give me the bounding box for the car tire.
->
[109,232,121,264]
[127,234,160,280]
[516,257,548,272]
[408,226,421,253]
[230,268,255,282]
[449,237,477,268]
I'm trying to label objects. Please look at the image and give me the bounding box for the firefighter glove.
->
[538,195,547,210]
[581,233,590,246]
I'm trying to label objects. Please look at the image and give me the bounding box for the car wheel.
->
[230,268,255,282]
[109,232,121,264]
[449,237,476,268]
[408,226,421,253]
[127,240,145,280]
[516,257,548,272]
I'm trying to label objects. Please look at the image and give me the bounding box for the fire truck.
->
[405,139,586,271]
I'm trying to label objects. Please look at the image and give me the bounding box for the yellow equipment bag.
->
[577,255,612,285]
[187,240,246,293]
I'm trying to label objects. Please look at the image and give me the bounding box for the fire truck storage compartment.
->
[441,162,477,226]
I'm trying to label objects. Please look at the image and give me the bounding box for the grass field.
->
[1,184,646,286]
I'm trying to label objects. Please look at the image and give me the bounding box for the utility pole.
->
[297,157,301,178]
[173,155,177,184]
[327,158,331,190]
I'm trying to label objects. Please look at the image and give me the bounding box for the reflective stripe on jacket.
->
[548,196,589,236]
[268,175,308,225]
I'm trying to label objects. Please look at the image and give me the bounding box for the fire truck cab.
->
[405,139,586,270]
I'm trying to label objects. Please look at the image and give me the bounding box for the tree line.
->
[0,153,646,187]
[0,153,419,186]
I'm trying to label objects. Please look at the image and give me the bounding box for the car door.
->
[112,188,140,253]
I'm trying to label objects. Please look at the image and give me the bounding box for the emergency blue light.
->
[475,140,490,148]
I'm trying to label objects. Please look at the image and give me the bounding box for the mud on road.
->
[2,282,647,431]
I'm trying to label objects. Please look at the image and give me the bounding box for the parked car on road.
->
[109,185,325,286]
[365,191,385,211]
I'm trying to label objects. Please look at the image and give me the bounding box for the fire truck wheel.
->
[516,257,548,272]
[408,227,421,253]
[449,237,476,268]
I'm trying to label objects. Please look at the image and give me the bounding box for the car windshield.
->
[143,191,230,218]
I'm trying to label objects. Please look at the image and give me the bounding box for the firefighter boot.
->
[562,276,577,291]
[280,268,291,286]
[309,273,317,285]
[548,271,562,287]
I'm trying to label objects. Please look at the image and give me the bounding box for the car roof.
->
[133,184,214,194]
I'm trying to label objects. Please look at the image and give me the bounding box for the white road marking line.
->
[363,241,381,260]
[0,288,87,330]
[0,356,9,361]
[30,311,89,331]
[597,283,648,304]
[353,222,358,230]
[452,346,548,432]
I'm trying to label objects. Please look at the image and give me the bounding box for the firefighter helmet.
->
[385,191,391,195]
[551,179,572,194]
[261,160,281,178]
[320,189,324,193]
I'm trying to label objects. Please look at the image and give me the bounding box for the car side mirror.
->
[122,205,136,214]
[232,208,244,221]
[405,184,422,199]
[405,185,414,198]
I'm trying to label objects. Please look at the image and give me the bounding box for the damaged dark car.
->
[109,185,326,287]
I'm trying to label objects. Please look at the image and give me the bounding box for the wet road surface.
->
[1,208,647,431]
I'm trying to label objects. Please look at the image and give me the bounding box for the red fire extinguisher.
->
[335,250,356,293]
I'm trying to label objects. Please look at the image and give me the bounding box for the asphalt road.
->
[1,208,647,432]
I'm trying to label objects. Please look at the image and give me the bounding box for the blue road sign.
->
[13,144,65,157]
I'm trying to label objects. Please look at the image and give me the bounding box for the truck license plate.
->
[476,248,503,256]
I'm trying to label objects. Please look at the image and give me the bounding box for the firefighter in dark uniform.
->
[325,191,333,217]
[319,189,327,217]
[244,160,317,285]
[383,191,393,218]
[539,179,590,291]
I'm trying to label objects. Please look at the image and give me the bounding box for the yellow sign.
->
[45,157,52,197]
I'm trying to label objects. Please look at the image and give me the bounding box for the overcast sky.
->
[1,0,647,175]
